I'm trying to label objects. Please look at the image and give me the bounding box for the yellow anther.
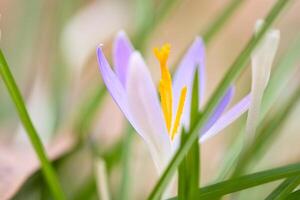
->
[159,82,171,132]
[154,43,171,68]
[154,44,187,140]
[171,87,187,140]
[154,44,173,134]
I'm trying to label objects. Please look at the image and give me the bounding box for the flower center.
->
[154,44,187,140]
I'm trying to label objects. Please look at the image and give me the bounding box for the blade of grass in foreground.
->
[0,50,65,200]
[168,162,300,199]
[178,71,200,200]
[147,0,292,199]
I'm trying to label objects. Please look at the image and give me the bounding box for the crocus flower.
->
[97,31,250,172]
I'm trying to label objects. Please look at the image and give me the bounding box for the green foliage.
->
[0,50,65,200]
[178,70,200,200]
[170,162,300,200]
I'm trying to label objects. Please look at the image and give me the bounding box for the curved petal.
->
[201,86,235,135]
[113,31,134,86]
[97,47,131,121]
[172,37,205,130]
[126,52,172,172]
[200,94,251,142]
[247,21,280,137]
[253,20,280,89]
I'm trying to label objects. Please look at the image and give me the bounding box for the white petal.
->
[246,20,280,138]
[126,52,172,172]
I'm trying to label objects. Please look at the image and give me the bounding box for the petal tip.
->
[269,29,280,39]
[194,36,204,45]
[115,30,131,45]
[96,45,104,59]
[116,30,127,38]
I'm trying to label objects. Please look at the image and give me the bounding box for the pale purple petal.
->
[172,37,205,130]
[200,94,251,142]
[113,31,134,86]
[126,52,172,172]
[97,47,130,119]
[201,86,235,135]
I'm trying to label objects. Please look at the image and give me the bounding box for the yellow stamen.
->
[154,44,173,133]
[171,87,187,140]
[159,82,171,132]
[154,43,187,140]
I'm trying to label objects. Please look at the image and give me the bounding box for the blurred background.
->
[0,0,300,199]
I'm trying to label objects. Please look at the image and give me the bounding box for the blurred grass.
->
[0,50,65,200]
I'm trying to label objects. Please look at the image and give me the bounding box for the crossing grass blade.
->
[169,162,300,200]
[147,0,293,199]
[265,176,300,200]
[286,189,300,200]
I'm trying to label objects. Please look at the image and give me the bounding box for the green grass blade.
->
[147,0,292,199]
[287,189,300,200]
[0,50,65,200]
[200,163,300,199]
[169,162,300,200]
[265,176,300,200]
[178,69,201,199]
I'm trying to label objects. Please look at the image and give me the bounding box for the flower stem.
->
[0,49,65,200]
[147,0,293,199]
